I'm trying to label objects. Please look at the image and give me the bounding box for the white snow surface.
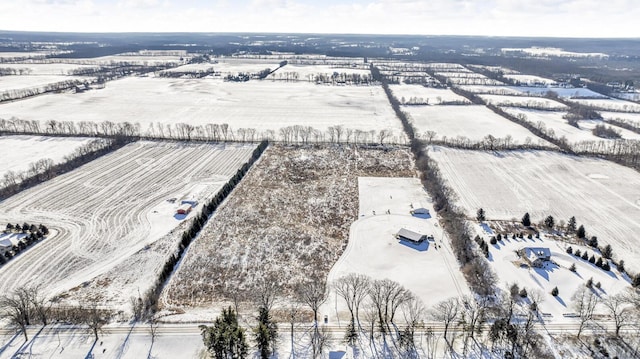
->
[0,75,90,92]
[0,141,255,302]
[0,63,99,75]
[323,177,470,323]
[570,98,640,112]
[480,95,568,110]
[503,74,557,85]
[429,147,640,272]
[0,77,404,138]
[404,105,552,145]
[390,84,470,104]
[474,223,630,321]
[502,107,640,142]
[0,135,93,179]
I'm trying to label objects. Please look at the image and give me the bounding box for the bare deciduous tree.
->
[572,287,599,339]
[430,297,460,351]
[333,273,371,329]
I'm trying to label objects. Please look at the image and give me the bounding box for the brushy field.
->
[163,145,415,307]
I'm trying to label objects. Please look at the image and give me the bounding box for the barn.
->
[395,228,428,243]
[176,203,192,215]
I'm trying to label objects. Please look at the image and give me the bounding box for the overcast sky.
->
[1,0,637,37]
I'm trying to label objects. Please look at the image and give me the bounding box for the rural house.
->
[520,247,552,267]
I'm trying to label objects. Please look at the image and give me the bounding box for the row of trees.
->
[0,117,404,145]
[375,64,498,298]
[141,140,269,317]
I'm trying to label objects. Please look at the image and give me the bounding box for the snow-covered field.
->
[390,84,470,104]
[267,64,372,82]
[461,85,607,99]
[0,75,90,92]
[503,74,557,86]
[0,52,50,60]
[501,47,608,58]
[570,98,640,112]
[502,107,640,142]
[475,223,629,321]
[0,135,93,179]
[0,63,99,75]
[507,86,607,98]
[0,325,205,359]
[161,146,415,318]
[600,111,640,125]
[481,95,568,110]
[0,77,404,141]
[0,141,255,306]
[429,147,640,272]
[324,177,469,322]
[613,92,640,102]
[404,105,552,145]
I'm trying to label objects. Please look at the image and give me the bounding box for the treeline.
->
[157,68,214,78]
[375,64,498,296]
[140,140,269,316]
[0,117,403,145]
[0,79,88,103]
[0,138,124,200]
[450,86,575,153]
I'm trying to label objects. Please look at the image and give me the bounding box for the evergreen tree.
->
[521,213,531,227]
[577,225,586,239]
[617,260,625,274]
[574,249,581,257]
[602,244,613,259]
[589,236,599,248]
[586,278,593,288]
[551,287,559,296]
[200,307,248,359]
[566,246,573,254]
[596,257,604,268]
[476,208,486,222]
[582,251,589,260]
[544,215,555,230]
[633,274,640,288]
[567,216,577,233]
[589,255,596,264]
[254,307,278,359]
[570,263,576,272]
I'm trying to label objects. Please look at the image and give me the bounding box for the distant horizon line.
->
[1,29,639,41]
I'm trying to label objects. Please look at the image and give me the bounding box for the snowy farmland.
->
[502,107,640,142]
[428,147,640,272]
[390,84,470,104]
[404,105,552,145]
[324,177,470,322]
[570,98,640,112]
[0,135,93,179]
[0,141,256,306]
[0,75,91,93]
[161,145,415,318]
[0,77,405,141]
[0,63,100,75]
[480,94,568,110]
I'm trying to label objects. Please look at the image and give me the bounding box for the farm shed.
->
[176,203,192,215]
[396,228,428,243]
[521,247,551,267]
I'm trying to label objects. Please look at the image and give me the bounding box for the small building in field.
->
[521,247,551,267]
[396,228,428,243]
[176,203,192,215]
[410,203,430,216]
